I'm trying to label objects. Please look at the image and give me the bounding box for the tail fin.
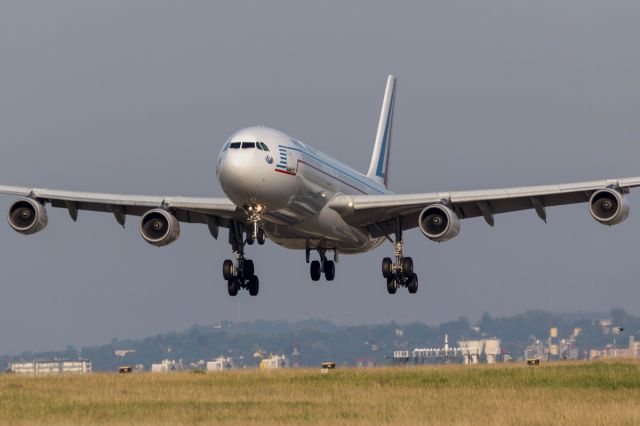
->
[367,74,397,188]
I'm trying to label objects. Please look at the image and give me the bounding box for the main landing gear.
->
[382,218,418,294]
[223,220,262,296]
[306,245,337,282]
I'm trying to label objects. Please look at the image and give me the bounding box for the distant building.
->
[114,349,136,357]
[590,336,640,360]
[151,359,183,373]
[259,354,289,369]
[9,360,91,375]
[629,336,640,357]
[458,339,501,364]
[524,340,546,361]
[525,327,581,361]
[207,357,234,371]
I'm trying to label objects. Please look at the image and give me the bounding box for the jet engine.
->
[140,209,180,246]
[7,198,48,235]
[589,188,629,226]
[418,204,460,242]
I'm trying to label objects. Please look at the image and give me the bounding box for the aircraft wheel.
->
[243,259,254,277]
[222,259,234,281]
[386,276,397,294]
[257,229,266,245]
[324,260,335,281]
[382,257,393,278]
[310,260,321,281]
[407,274,419,294]
[248,275,260,296]
[246,233,254,245]
[402,257,414,276]
[228,279,239,296]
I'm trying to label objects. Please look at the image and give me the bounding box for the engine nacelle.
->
[140,209,180,247]
[589,188,630,226]
[7,198,48,235]
[418,204,460,242]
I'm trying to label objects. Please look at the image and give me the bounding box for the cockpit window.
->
[256,143,264,151]
[229,142,241,149]
[241,142,255,149]
[258,142,270,151]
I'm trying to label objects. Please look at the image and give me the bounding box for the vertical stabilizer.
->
[367,75,396,188]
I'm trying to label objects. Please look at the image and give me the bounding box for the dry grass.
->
[1,361,640,425]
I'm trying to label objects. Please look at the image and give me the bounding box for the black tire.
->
[222,259,234,281]
[402,257,414,276]
[310,260,321,281]
[382,257,393,278]
[248,275,259,296]
[386,277,397,294]
[227,279,239,296]
[246,234,254,245]
[407,274,419,294]
[243,259,254,277]
[324,260,335,281]
[257,229,266,245]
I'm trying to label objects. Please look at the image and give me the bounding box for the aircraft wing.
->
[0,185,240,234]
[328,177,640,237]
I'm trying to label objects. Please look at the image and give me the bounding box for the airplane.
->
[1,75,638,297]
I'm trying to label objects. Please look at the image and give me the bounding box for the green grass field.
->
[1,361,640,425]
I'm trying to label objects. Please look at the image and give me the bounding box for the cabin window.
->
[229,142,241,149]
[241,142,256,149]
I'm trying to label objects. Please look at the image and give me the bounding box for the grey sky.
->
[1,1,640,354]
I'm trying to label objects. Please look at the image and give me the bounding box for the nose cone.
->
[218,148,295,210]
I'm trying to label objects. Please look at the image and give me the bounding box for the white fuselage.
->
[216,126,390,254]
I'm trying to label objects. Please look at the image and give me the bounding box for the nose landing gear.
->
[246,204,266,246]
[307,246,336,282]
[382,218,419,294]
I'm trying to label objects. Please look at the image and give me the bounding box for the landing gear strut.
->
[223,220,260,296]
[382,218,418,294]
[307,245,336,282]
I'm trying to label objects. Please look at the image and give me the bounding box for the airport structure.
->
[459,339,501,364]
[9,360,92,375]
[392,335,501,365]
[259,354,289,369]
[151,359,184,373]
[206,356,235,371]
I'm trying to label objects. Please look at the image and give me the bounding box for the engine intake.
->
[8,198,48,235]
[418,204,460,242]
[140,209,180,246]
[589,188,629,226]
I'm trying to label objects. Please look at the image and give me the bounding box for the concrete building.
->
[206,356,234,371]
[458,339,502,364]
[9,360,91,374]
[484,339,501,364]
[151,359,183,372]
